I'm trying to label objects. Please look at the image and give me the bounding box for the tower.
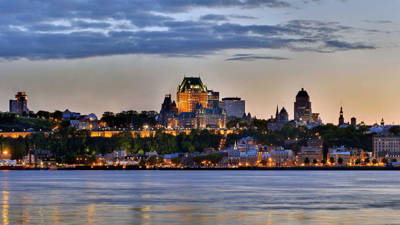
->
[9,91,29,115]
[176,77,208,113]
[294,88,312,123]
[338,107,344,126]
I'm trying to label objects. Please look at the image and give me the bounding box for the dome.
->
[280,107,288,115]
[296,88,309,98]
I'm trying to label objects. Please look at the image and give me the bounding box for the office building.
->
[294,88,312,123]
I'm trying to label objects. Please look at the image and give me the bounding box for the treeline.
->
[100,110,158,129]
[0,129,222,163]
[0,112,54,132]
[226,123,373,152]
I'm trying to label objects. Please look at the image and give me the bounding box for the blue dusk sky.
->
[0,0,399,124]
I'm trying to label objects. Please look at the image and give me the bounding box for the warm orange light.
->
[2,151,8,155]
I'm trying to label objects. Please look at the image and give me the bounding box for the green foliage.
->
[389,126,400,136]
[338,157,343,165]
[304,157,310,165]
[147,155,158,166]
[100,110,158,129]
[0,112,54,131]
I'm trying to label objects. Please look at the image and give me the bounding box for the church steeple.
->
[339,106,345,126]
[275,105,279,119]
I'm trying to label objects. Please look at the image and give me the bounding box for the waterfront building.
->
[294,88,312,123]
[328,146,351,165]
[373,135,400,162]
[177,77,208,113]
[220,97,245,119]
[9,92,29,114]
[227,149,240,167]
[297,146,323,165]
[270,147,294,167]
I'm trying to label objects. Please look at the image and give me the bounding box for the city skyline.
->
[0,0,399,124]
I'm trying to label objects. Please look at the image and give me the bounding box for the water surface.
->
[1,170,399,224]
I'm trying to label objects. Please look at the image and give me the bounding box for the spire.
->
[276,105,279,119]
[339,106,345,126]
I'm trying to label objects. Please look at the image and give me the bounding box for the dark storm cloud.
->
[226,54,289,61]
[0,0,376,60]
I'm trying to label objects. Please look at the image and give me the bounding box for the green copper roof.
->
[177,77,207,93]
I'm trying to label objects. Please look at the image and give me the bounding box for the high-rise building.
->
[339,107,345,126]
[221,97,245,119]
[294,88,312,123]
[9,92,29,114]
[177,77,208,113]
[207,90,220,109]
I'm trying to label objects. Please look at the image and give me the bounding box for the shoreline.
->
[1,166,400,171]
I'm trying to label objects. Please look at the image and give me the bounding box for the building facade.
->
[294,88,312,123]
[373,136,400,161]
[161,77,226,129]
[177,77,208,113]
[220,97,245,119]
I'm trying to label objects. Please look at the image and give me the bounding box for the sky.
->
[0,0,399,124]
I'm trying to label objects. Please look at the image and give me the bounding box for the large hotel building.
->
[160,77,229,129]
[177,77,208,113]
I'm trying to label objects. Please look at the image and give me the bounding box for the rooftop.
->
[177,77,207,93]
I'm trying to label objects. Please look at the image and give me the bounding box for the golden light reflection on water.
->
[87,204,95,225]
[2,190,9,225]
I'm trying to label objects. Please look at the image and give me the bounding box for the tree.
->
[372,159,377,164]
[355,158,361,165]
[392,158,398,163]
[365,158,370,164]
[382,158,388,164]
[312,159,318,165]
[338,157,343,165]
[304,157,310,165]
[330,157,335,164]
[139,158,147,167]
[321,159,326,165]
[148,155,158,166]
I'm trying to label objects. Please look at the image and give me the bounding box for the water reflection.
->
[0,171,400,224]
[2,190,9,225]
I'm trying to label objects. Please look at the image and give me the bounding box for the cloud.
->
[200,14,228,21]
[0,1,377,60]
[363,20,392,24]
[226,54,289,61]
